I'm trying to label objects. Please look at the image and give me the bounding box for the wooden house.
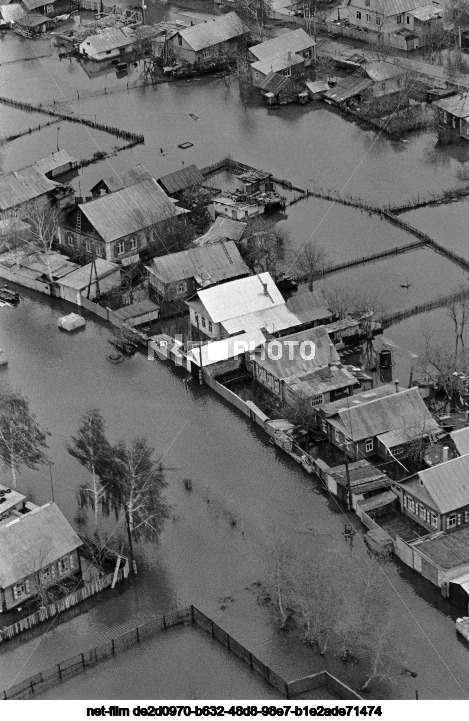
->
[259,71,305,104]
[0,502,82,612]
[324,61,407,111]
[0,163,73,219]
[249,326,358,408]
[398,453,469,534]
[249,29,316,88]
[157,165,205,200]
[145,241,249,304]
[17,0,77,20]
[56,259,121,305]
[170,12,249,66]
[58,179,187,262]
[434,93,469,143]
[90,165,153,198]
[212,196,262,221]
[79,28,135,62]
[286,290,333,330]
[186,272,301,340]
[316,385,441,466]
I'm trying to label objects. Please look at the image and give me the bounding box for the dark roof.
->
[0,165,58,211]
[402,453,469,515]
[90,165,153,195]
[157,165,204,195]
[260,71,302,95]
[113,299,160,321]
[286,290,332,324]
[78,179,184,244]
[176,12,248,52]
[323,75,372,103]
[0,503,82,589]
[414,525,469,569]
[146,241,249,286]
[336,387,440,443]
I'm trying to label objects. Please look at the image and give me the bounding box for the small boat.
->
[0,286,19,303]
[400,282,411,289]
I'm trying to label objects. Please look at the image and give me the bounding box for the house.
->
[249,326,359,408]
[79,27,135,61]
[286,289,333,329]
[324,61,407,110]
[16,0,77,20]
[236,171,274,196]
[334,0,443,50]
[33,151,78,181]
[14,12,54,33]
[0,502,82,612]
[157,165,205,200]
[325,459,391,510]
[58,179,187,262]
[194,217,247,247]
[185,272,301,340]
[56,259,121,305]
[249,29,316,87]
[212,196,262,221]
[145,241,250,304]
[0,164,73,218]
[0,483,37,526]
[450,426,469,456]
[305,79,330,100]
[113,299,160,327]
[170,12,249,66]
[90,165,153,198]
[434,93,469,143]
[186,329,267,378]
[259,71,305,105]
[398,453,469,535]
[316,385,441,466]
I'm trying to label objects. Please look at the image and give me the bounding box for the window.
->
[407,497,415,513]
[465,509,469,523]
[66,233,75,247]
[96,245,104,258]
[448,513,456,529]
[406,15,410,23]
[419,504,426,519]
[201,316,206,328]
[431,512,438,528]
[335,428,342,443]
[396,14,402,23]
[13,579,29,599]
[376,16,381,24]
[85,240,92,253]
[356,10,361,18]
[273,378,280,394]
[310,393,324,407]
[366,13,371,21]
[282,67,292,77]
[58,556,70,574]
[393,445,403,455]
[116,241,125,255]
[322,420,327,433]
[176,281,186,294]
[443,111,448,124]
[130,237,138,250]
[178,35,182,46]
[46,4,53,12]
[195,313,200,328]
[452,116,457,129]
[365,438,373,453]
[41,566,55,584]
[208,321,213,333]
[203,49,210,59]
[255,71,260,80]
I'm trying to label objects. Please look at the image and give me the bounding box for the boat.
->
[0,286,19,303]
[456,617,469,640]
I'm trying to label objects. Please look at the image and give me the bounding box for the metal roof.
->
[286,290,332,324]
[81,28,133,54]
[249,29,316,62]
[408,4,442,19]
[320,384,397,417]
[253,326,340,379]
[79,179,183,244]
[252,54,304,75]
[305,80,330,95]
[337,387,440,442]
[189,272,284,324]
[0,165,58,212]
[323,75,372,103]
[176,12,248,52]
[451,427,469,456]
[413,525,469,569]
[363,60,404,82]
[187,329,266,367]
[146,241,249,285]
[34,150,76,176]
[0,503,82,589]
[57,259,119,290]
[21,0,46,10]
[378,0,435,16]
[90,165,153,195]
[222,304,300,335]
[287,366,358,397]
[434,92,469,118]
[404,453,469,515]
[157,165,204,195]
[259,71,303,95]
[195,217,247,246]
[113,299,160,322]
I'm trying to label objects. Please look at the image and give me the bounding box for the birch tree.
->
[293,242,329,291]
[68,408,113,528]
[0,385,49,489]
[1,204,60,283]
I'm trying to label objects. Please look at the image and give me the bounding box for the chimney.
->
[442,446,449,463]
[262,281,268,296]
[394,380,399,393]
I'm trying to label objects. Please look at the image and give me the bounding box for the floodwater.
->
[1,8,469,700]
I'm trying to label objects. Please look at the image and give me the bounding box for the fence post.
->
[58,663,62,680]
[163,614,167,630]
[112,638,115,655]
[211,621,214,638]
[81,652,85,668]
[191,605,194,624]
[136,626,140,643]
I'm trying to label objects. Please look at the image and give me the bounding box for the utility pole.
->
[344,446,353,510]
[196,314,204,385]
[48,460,55,503]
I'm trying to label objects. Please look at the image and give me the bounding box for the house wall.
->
[1,549,80,612]
[171,34,246,65]
[148,274,195,302]
[251,59,305,88]
[188,305,220,339]
[59,224,152,261]
[213,201,260,221]
[33,0,77,17]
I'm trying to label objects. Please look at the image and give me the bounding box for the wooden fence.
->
[0,564,128,645]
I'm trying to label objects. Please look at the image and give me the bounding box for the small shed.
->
[305,79,330,100]
[113,299,160,327]
[57,259,121,306]
[157,165,204,198]
[259,71,304,105]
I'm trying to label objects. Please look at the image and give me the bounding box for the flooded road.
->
[1,17,469,699]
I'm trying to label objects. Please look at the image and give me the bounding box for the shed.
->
[90,165,153,197]
[113,299,160,327]
[34,151,78,179]
[305,80,330,100]
[57,259,121,305]
[157,165,204,197]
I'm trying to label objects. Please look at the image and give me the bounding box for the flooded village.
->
[4,0,469,703]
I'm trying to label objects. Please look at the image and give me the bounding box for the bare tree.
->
[446,285,469,351]
[241,219,292,276]
[0,384,49,489]
[1,204,61,283]
[293,241,329,291]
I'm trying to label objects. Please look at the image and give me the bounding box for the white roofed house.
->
[185,272,301,341]
[170,12,250,66]
[79,27,135,61]
[58,179,187,262]
[249,29,316,88]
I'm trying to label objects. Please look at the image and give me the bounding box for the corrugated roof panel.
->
[286,290,331,324]
[157,165,204,195]
[434,92,469,118]
[0,165,58,211]
[451,427,469,456]
[177,12,248,52]
[147,241,249,284]
[324,76,372,103]
[249,29,316,62]
[364,60,404,82]
[58,259,119,290]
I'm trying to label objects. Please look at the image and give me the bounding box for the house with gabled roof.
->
[316,385,441,466]
[194,217,247,247]
[249,325,359,408]
[434,93,469,143]
[249,29,316,87]
[157,165,205,199]
[258,71,305,104]
[59,179,187,262]
[286,289,333,329]
[185,272,301,340]
[145,240,250,304]
[170,12,249,66]
[0,502,82,612]
[0,163,73,218]
[90,165,153,198]
[17,0,77,21]
[398,453,469,534]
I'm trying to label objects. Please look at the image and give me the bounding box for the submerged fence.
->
[2,605,362,701]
